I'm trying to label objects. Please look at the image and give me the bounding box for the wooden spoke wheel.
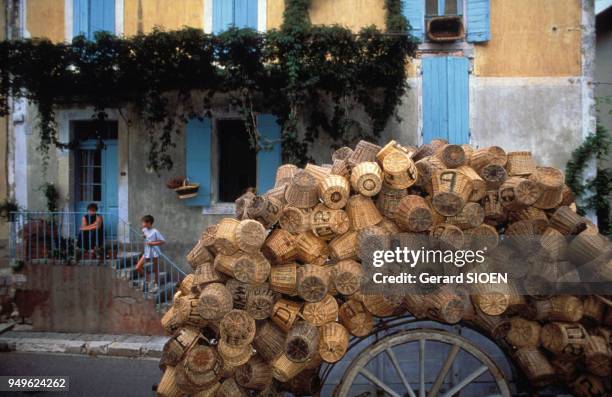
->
[334,329,511,397]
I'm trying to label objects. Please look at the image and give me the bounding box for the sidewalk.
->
[0,325,168,359]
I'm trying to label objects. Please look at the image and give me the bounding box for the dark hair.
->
[87,203,98,211]
[142,215,154,224]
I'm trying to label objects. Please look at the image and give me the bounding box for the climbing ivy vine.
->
[0,0,416,170]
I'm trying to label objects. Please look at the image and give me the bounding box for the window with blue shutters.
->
[73,0,116,40]
[213,0,258,34]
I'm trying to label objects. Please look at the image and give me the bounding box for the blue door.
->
[422,56,470,144]
[76,140,118,238]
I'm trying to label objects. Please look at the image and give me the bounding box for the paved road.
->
[0,352,161,397]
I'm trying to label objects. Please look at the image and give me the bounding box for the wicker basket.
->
[541,322,588,357]
[214,218,240,255]
[235,355,273,391]
[513,347,556,388]
[328,230,359,261]
[445,202,485,229]
[176,345,222,393]
[162,327,202,368]
[338,299,374,337]
[193,262,223,287]
[271,299,303,332]
[285,321,320,363]
[233,253,271,285]
[245,284,276,320]
[487,146,507,166]
[246,195,282,229]
[275,164,299,188]
[175,294,210,328]
[271,353,307,382]
[261,229,297,265]
[278,206,311,234]
[431,223,465,250]
[582,296,606,327]
[161,306,182,334]
[216,378,248,397]
[345,195,383,230]
[498,177,542,211]
[253,321,286,363]
[376,140,402,163]
[469,148,494,173]
[395,195,434,232]
[269,262,298,296]
[332,146,353,162]
[319,174,350,210]
[297,264,330,303]
[350,161,383,197]
[549,206,588,236]
[506,317,541,348]
[571,375,606,397]
[235,191,255,220]
[200,225,218,253]
[157,366,183,397]
[284,170,319,209]
[465,223,499,250]
[218,339,253,367]
[362,294,405,317]
[454,165,485,201]
[506,151,537,176]
[174,179,200,200]
[432,169,473,216]
[330,158,351,178]
[197,283,233,320]
[235,219,266,254]
[434,144,467,168]
[213,253,240,278]
[382,152,418,189]
[482,190,506,223]
[265,185,287,205]
[530,166,565,209]
[413,157,437,194]
[331,259,364,296]
[585,335,612,377]
[531,295,584,322]
[301,294,339,326]
[318,322,350,363]
[219,309,256,347]
[225,279,248,310]
[347,140,381,168]
[567,231,610,265]
[480,164,508,190]
[304,163,331,184]
[413,139,447,162]
[186,240,214,270]
[375,184,407,219]
[294,231,328,266]
[310,204,350,241]
[422,289,465,324]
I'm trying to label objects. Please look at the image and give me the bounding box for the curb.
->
[0,332,168,359]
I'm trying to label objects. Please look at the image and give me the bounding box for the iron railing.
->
[8,211,186,309]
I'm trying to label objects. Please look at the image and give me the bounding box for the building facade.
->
[3,0,596,267]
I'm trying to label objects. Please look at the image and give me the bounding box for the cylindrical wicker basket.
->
[498,177,542,211]
[347,140,381,168]
[345,195,383,230]
[375,184,408,219]
[585,335,612,377]
[214,218,240,255]
[395,195,434,232]
[310,204,350,241]
[285,321,320,363]
[157,366,183,397]
[506,317,541,348]
[422,290,465,324]
[271,353,307,383]
[245,284,276,320]
[318,322,350,363]
[541,322,588,357]
[530,166,565,209]
[261,229,297,265]
[269,262,298,296]
[233,253,271,285]
[297,264,330,303]
[213,253,240,278]
[549,206,588,236]
[432,169,473,216]
[186,240,214,270]
[513,347,556,388]
[567,231,610,265]
[469,148,494,173]
[235,355,273,391]
[301,294,339,326]
[455,165,486,201]
[284,170,319,209]
[271,299,303,332]
[319,174,350,210]
[382,151,418,189]
[218,339,253,367]
[193,262,223,287]
[328,230,359,261]
[331,259,364,296]
[197,283,233,320]
[220,309,256,347]
[275,164,299,188]
[480,164,508,190]
[279,206,311,234]
[338,299,374,337]
[304,163,331,183]
[506,151,537,176]
[216,378,248,397]
[253,321,286,363]
[350,161,383,197]
[332,146,353,162]
[434,144,467,168]
[330,158,350,178]
[376,140,404,163]
[294,231,329,266]
[483,190,506,223]
[531,295,584,322]
[362,294,405,317]
[431,223,465,250]
[445,202,485,229]
[571,374,606,397]
[246,195,282,229]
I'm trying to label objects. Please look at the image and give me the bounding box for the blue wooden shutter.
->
[234,0,258,29]
[403,0,425,42]
[185,118,212,206]
[256,114,282,194]
[73,0,115,39]
[467,0,490,42]
[213,0,235,34]
[422,57,469,144]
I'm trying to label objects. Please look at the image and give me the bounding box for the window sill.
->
[201,203,236,215]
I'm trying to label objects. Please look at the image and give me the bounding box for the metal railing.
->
[8,211,186,309]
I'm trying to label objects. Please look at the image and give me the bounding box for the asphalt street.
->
[0,352,161,397]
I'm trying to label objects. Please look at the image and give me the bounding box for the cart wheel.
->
[334,329,511,397]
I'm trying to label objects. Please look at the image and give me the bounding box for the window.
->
[73,0,116,39]
[426,0,462,16]
[213,0,258,34]
[218,120,257,202]
[78,150,103,202]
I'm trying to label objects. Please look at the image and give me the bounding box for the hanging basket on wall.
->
[174,179,200,199]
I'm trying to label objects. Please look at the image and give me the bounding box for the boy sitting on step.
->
[135,215,165,294]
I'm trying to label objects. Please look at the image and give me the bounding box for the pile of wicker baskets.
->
[158,139,611,397]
